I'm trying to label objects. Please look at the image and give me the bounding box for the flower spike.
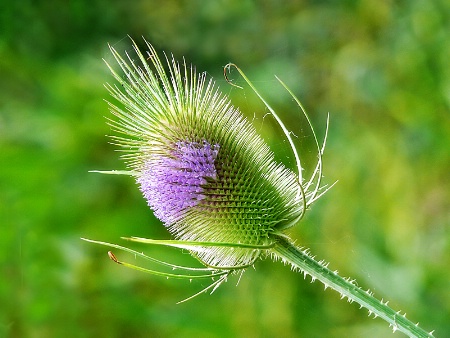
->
[84,37,435,337]
[103,38,306,269]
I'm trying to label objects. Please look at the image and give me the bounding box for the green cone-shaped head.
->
[106,39,304,268]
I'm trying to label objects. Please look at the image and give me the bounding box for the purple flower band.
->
[138,140,220,225]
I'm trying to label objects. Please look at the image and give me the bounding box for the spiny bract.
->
[105,39,306,269]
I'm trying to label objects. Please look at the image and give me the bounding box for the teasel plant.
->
[83,37,435,338]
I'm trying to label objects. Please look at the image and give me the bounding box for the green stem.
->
[272,236,434,338]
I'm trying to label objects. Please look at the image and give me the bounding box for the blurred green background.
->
[1,1,449,337]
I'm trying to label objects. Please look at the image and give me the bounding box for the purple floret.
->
[138,140,219,225]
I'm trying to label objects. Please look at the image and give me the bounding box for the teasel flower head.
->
[83,39,437,337]
[98,38,329,272]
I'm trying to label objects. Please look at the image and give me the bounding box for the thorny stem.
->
[272,236,435,338]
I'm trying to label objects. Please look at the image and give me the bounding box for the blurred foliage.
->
[1,0,449,337]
